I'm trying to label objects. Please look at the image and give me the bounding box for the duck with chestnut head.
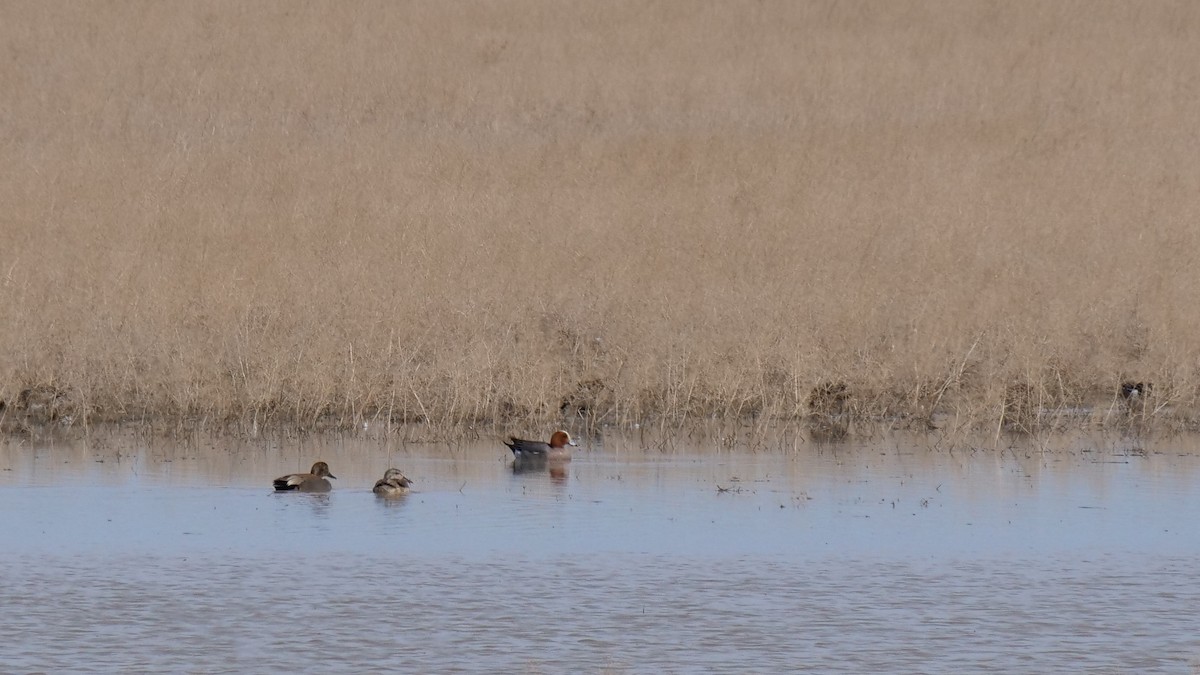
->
[504,430,578,461]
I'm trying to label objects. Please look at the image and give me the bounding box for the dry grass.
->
[2,1,1199,436]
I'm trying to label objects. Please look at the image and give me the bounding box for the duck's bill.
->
[568,440,579,446]
[329,474,338,480]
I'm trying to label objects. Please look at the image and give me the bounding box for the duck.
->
[504,430,578,461]
[1119,381,1151,401]
[273,461,337,492]
[373,468,414,497]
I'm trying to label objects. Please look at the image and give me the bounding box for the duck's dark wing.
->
[273,474,302,491]
[504,437,550,455]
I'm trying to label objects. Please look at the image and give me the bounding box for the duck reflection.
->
[511,454,569,483]
[511,454,548,475]
[374,494,410,510]
[272,491,332,518]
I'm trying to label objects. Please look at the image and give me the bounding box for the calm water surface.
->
[1,431,1199,673]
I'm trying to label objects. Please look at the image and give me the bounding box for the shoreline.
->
[0,392,1182,446]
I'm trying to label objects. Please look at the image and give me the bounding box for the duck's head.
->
[383,468,413,486]
[310,461,337,479]
[549,431,578,449]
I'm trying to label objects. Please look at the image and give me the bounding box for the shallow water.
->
[1,431,1199,672]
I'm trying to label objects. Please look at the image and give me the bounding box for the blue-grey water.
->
[1,431,1199,673]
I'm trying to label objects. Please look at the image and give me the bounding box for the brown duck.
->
[373,468,414,497]
[273,461,337,493]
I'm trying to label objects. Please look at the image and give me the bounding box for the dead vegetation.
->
[1,1,1199,437]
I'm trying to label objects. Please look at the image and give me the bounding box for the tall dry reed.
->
[2,1,1199,436]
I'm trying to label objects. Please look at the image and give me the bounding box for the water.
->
[1,431,1199,672]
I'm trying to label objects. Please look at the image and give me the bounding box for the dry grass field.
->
[2,1,1199,437]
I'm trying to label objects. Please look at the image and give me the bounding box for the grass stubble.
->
[2,1,1199,442]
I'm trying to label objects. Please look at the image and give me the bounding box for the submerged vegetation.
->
[2,2,1199,437]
